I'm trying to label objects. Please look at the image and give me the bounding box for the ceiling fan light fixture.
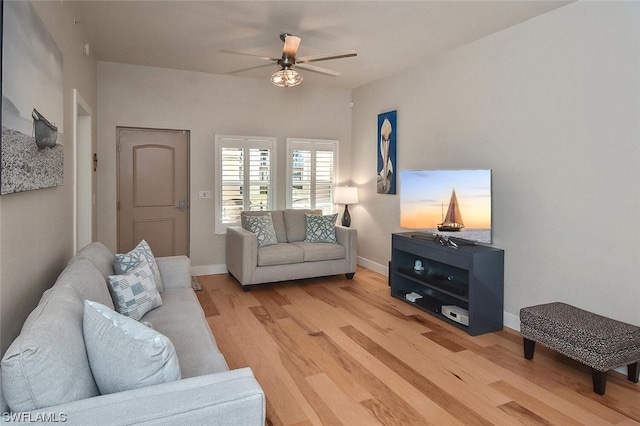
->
[271,68,303,87]
[281,34,301,59]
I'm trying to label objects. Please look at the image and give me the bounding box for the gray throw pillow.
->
[83,300,181,395]
[108,259,162,321]
[114,240,164,292]
[0,287,100,412]
[304,213,338,243]
[246,212,278,247]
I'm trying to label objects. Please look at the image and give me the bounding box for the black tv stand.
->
[391,232,504,336]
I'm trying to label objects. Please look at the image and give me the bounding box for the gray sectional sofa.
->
[0,242,265,425]
[226,209,357,288]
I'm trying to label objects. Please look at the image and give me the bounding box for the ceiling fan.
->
[222,34,357,87]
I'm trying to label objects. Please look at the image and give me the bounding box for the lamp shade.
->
[334,186,359,205]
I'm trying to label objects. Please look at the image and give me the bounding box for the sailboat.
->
[438,189,464,232]
[32,109,58,150]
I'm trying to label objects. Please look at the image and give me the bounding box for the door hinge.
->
[117,142,121,153]
[117,201,120,211]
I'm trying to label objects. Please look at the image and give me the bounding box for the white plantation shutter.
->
[247,147,271,211]
[287,139,338,214]
[315,149,334,213]
[215,135,275,233]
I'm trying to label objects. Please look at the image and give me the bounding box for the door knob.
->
[178,198,187,212]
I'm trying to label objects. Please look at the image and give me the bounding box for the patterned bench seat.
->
[520,302,640,395]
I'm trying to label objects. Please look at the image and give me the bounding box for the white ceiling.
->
[76,1,572,89]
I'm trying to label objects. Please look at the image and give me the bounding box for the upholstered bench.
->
[520,302,640,395]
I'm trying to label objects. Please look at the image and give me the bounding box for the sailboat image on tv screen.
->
[438,189,464,232]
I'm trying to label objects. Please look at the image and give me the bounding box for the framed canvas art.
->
[1,0,64,195]
[377,110,396,194]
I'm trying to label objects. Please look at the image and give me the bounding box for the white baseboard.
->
[503,311,520,332]
[191,264,227,276]
[357,256,388,276]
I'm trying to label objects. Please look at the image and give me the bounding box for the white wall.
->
[96,63,352,271]
[0,1,97,353]
[351,1,640,325]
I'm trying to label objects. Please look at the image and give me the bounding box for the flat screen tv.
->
[400,169,492,244]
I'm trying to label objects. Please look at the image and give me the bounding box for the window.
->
[286,138,338,214]
[215,135,275,233]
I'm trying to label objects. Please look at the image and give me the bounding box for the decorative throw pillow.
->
[246,212,278,247]
[114,240,164,292]
[83,300,181,395]
[108,259,162,321]
[304,213,338,243]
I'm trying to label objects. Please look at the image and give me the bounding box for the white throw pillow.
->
[304,213,338,243]
[114,239,164,292]
[83,300,181,395]
[246,212,278,247]
[108,259,162,320]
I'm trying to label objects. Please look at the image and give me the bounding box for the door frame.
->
[73,89,93,253]
[116,126,191,255]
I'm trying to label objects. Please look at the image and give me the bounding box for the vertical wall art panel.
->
[377,110,396,194]
[1,1,64,195]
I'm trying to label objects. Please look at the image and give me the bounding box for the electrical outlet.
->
[198,191,212,199]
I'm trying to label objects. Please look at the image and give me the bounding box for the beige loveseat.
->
[226,209,357,289]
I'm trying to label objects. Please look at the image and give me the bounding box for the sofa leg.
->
[242,286,251,292]
[523,338,535,360]
[628,362,639,383]
[345,273,355,280]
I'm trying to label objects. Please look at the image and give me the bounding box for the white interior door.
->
[117,127,190,257]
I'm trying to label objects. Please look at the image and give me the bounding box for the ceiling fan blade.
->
[219,50,278,62]
[225,62,277,75]
[296,50,357,64]
[296,63,341,77]
[282,34,301,59]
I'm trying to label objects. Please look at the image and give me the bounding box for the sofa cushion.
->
[245,213,278,247]
[108,259,163,321]
[115,239,164,292]
[83,300,181,395]
[1,286,100,412]
[304,213,338,243]
[141,288,229,377]
[71,241,115,281]
[291,242,346,262]
[55,258,115,310]
[284,209,321,242]
[257,243,304,266]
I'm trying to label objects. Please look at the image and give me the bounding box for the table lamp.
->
[334,186,359,227]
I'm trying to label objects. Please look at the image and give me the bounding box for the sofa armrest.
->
[156,256,191,289]
[335,226,357,273]
[226,227,258,286]
[28,368,265,426]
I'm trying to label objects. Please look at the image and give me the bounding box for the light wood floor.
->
[195,267,639,426]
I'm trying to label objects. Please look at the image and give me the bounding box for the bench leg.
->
[345,273,355,280]
[523,338,535,360]
[592,369,607,395]
[629,362,639,383]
